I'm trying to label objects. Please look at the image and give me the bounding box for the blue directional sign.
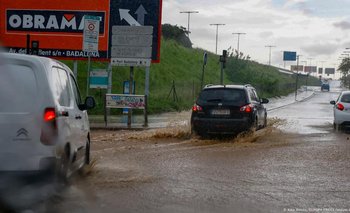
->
[109,0,162,63]
[283,51,297,61]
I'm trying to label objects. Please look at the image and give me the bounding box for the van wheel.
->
[57,146,70,184]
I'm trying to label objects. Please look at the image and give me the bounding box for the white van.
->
[0,53,95,181]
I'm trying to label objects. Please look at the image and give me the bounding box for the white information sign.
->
[83,15,100,53]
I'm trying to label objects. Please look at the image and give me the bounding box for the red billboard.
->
[0,0,110,60]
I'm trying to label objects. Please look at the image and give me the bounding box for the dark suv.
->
[191,84,269,136]
[321,83,330,91]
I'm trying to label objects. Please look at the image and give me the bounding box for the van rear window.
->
[0,64,38,113]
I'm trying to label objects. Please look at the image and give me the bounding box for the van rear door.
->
[0,62,48,171]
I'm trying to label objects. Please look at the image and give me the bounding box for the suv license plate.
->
[211,109,230,115]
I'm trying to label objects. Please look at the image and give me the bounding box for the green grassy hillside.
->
[63,38,320,115]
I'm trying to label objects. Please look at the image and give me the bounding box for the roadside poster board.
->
[291,65,303,72]
[318,68,323,74]
[325,68,335,74]
[0,0,109,60]
[304,66,317,73]
[106,94,145,109]
[89,69,108,89]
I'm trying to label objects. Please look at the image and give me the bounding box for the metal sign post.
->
[128,67,134,128]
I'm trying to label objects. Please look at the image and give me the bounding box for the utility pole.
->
[295,55,302,101]
[232,32,246,54]
[180,11,199,39]
[210,23,225,54]
[265,45,276,66]
[308,57,314,76]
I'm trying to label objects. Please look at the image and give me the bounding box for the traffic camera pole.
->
[201,52,208,89]
[220,50,227,85]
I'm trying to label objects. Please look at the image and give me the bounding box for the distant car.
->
[330,91,350,131]
[0,53,95,182]
[321,83,330,91]
[191,84,269,136]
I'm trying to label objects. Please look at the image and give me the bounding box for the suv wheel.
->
[85,138,90,165]
[253,117,259,131]
[334,123,340,132]
[263,114,267,128]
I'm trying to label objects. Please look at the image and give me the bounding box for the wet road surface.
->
[22,82,350,212]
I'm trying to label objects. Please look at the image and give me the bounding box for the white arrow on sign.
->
[119,9,141,26]
[135,5,147,26]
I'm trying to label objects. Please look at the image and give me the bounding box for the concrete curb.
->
[267,91,315,112]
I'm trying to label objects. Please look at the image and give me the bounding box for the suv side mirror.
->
[330,100,336,105]
[261,98,269,104]
[79,96,96,110]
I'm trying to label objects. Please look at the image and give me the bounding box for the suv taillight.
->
[192,104,203,112]
[336,103,345,111]
[240,104,253,113]
[41,108,58,145]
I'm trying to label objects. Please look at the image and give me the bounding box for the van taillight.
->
[44,108,56,121]
[41,108,57,145]
[240,104,253,113]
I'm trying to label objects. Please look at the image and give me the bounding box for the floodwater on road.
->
[50,113,350,213]
[9,81,350,213]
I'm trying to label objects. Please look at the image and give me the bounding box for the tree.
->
[338,58,350,88]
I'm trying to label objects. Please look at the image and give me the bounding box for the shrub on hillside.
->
[162,24,192,48]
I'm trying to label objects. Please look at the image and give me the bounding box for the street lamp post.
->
[265,45,276,66]
[232,32,246,54]
[180,11,199,38]
[210,24,225,54]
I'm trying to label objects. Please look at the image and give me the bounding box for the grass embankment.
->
[63,39,320,115]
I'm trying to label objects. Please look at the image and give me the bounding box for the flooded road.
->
[39,82,350,213]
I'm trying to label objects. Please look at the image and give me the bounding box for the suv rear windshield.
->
[341,94,350,103]
[0,64,38,113]
[198,88,247,105]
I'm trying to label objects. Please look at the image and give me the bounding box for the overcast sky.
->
[162,0,350,70]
